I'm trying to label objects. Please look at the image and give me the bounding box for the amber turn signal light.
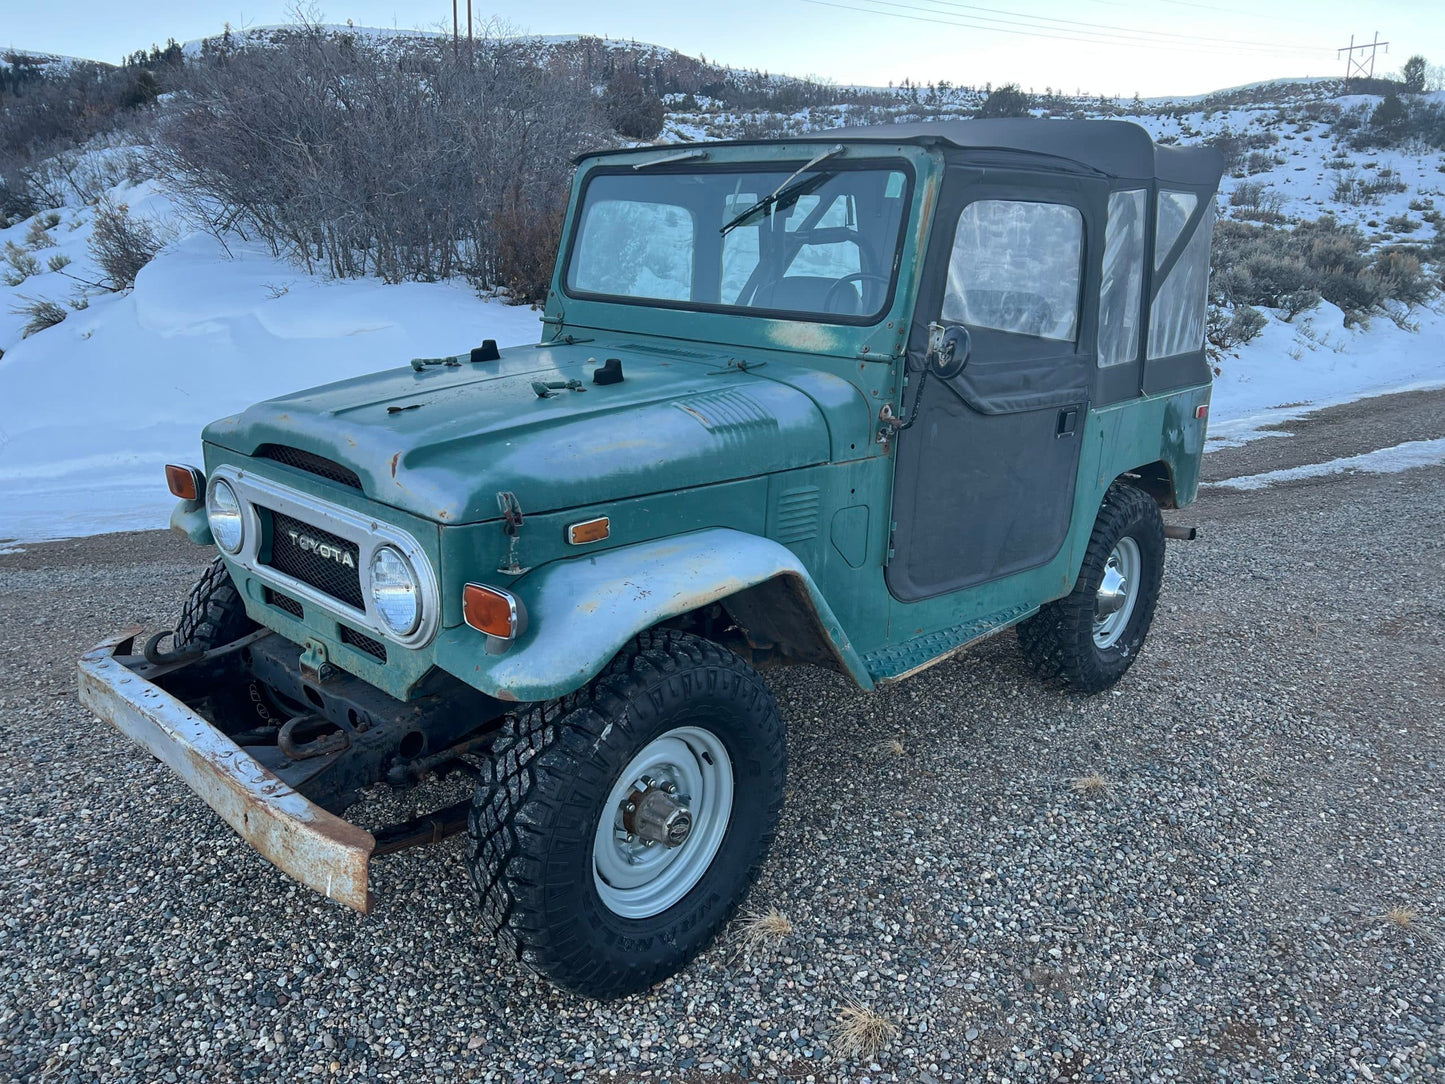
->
[566,516,610,545]
[463,583,525,640]
[165,463,204,501]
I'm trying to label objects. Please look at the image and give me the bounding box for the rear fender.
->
[434,528,873,702]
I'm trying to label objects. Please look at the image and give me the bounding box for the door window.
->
[1097,189,1146,367]
[943,200,1083,341]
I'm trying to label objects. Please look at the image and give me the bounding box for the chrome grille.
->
[264,509,364,609]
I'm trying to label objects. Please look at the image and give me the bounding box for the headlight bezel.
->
[368,544,423,638]
[202,465,441,651]
[206,477,245,554]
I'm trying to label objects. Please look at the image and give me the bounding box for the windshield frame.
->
[558,156,917,327]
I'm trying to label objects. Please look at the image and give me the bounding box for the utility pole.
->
[452,0,459,57]
[1338,32,1389,90]
[466,0,473,65]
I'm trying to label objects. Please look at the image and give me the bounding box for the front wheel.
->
[465,629,786,999]
[1016,482,1165,693]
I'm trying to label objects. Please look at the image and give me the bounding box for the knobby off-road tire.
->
[466,629,786,999]
[1017,482,1165,694]
[174,556,283,734]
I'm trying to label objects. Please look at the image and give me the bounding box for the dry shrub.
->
[152,20,610,303]
[88,199,163,291]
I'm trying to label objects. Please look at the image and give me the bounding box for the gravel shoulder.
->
[1,391,1442,1084]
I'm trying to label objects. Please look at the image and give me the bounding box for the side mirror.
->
[926,322,971,380]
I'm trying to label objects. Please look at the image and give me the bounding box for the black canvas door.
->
[887,165,1102,602]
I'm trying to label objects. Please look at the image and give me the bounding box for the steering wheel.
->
[823,272,891,314]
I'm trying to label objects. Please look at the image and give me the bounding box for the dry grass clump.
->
[872,737,906,757]
[738,906,794,950]
[831,1001,898,1059]
[12,296,67,337]
[1380,907,1419,929]
[1070,773,1110,796]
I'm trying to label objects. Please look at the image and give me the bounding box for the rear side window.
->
[943,200,1083,341]
[1147,197,1214,359]
[1097,189,1146,367]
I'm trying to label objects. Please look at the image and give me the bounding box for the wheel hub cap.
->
[1095,561,1130,618]
[1092,537,1142,649]
[623,784,694,848]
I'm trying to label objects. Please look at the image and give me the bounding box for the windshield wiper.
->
[719,144,846,236]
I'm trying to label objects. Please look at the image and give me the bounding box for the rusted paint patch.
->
[389,452,401,480]
[77,629,376,913]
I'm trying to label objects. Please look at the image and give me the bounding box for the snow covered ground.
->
[2,89,1443,544]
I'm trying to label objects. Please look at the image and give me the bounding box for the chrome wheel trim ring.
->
[592,726,734,919]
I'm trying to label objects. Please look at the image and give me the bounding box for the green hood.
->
[202,340,848,524]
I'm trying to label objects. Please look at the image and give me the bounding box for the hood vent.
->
[256,445,362,490]
[673,390,779,443]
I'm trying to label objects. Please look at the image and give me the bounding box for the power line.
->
[908,0,1335,53]
[798,0,1334,59]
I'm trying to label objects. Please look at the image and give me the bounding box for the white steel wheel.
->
[1093,536,1142,649]
[591,726,735,920]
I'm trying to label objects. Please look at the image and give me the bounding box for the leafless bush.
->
[151,21,611,301]
[88,198,164,290]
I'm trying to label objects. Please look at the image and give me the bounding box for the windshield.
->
[564,162,912,322]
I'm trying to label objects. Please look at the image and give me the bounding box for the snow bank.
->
[1209,437,1445,490]
[0,221,540,542]
[1207,302,1445,445]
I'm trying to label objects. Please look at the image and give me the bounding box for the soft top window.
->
[943,199,1083,341]
[564,163,911,323]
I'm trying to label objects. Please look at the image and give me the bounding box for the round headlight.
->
[369,546,421,636]
[206,478,244,554]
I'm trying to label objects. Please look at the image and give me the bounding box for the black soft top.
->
[593,119,1222,188]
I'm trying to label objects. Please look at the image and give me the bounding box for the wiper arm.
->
[719,144,846,236]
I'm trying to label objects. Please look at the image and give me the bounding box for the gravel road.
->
[1,388,1442,1083]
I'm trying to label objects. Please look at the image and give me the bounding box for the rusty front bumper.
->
[77,628,376,912]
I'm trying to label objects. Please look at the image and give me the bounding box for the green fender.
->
[432,528,874,703]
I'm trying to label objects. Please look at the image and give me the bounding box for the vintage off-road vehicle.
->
[80,120,1221,998]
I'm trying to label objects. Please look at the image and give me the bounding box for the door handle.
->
[1056,408,1079,438]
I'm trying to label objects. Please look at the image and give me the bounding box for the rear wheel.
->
[174,556,287,734]
[1017,482,1165,693]
[466,629,786,999]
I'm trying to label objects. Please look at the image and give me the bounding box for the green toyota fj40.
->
[80,119,1221,998]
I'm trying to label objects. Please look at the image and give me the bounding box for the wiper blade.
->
[719,144,846,236]
[632,149,710,170]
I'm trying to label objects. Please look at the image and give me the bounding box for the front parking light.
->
[165,463,204,501]
[463,583,525,641]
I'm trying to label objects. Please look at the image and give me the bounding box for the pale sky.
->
[4,0,1443,97]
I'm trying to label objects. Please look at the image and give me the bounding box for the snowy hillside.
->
[1,58,1443,544]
